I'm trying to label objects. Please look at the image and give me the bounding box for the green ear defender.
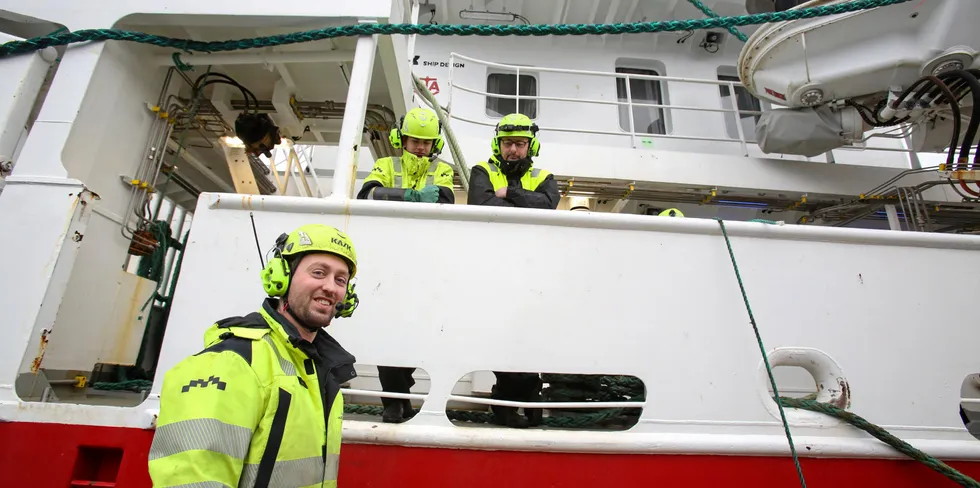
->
[260,233,292,297]
[388,109,444,157]
[388,122,403,149]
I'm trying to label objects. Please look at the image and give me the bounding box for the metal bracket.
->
[938,169,980,182]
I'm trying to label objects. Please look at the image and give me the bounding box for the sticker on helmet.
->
[297,230,312,246]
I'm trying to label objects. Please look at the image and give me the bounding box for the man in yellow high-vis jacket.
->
[468,113,559,429]
[356,107,453,423]
[358,107,455,205]
[148,224,361,488]
[468,113,559,209]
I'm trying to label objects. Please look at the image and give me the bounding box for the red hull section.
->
[3,421,980,487]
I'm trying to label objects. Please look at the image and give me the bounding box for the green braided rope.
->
[91,379,152,392]
[0,0,911,58]
[720,217,977,486]
[686,0,749,42]
[748,218,782,225]
[716,218,807,487]
[780,397,980,488]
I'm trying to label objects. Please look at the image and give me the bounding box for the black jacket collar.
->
[261,298,357,373]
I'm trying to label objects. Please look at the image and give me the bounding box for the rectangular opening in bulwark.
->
[446,371,645,431]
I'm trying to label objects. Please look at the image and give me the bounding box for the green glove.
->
[404,189,422,202]
[419,185,440,203]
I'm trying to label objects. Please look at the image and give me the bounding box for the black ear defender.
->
[334,279,359,318]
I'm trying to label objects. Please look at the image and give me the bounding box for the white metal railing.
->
[446,52,918,161]
[264,139,320,198]
[339,388,641,411]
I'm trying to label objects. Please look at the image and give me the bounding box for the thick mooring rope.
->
[718,218,980,487]
[716,218,808,487]
[781,397,980,488]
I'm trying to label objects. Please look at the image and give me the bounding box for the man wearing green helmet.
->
[467,112,560,210]
[469,113,558,428]
[149,224,360,488]
[356,107,453,423]
[358,107,456,205]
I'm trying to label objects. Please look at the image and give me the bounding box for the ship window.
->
[615,67,666,135]
[486,73,538,118]
[718,73,764,141]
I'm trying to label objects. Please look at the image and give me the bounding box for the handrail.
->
[450,112,763,145]
[451,52,746,85]
[446,52,920,160]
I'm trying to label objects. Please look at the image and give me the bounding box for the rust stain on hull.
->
[825,377,851,409]
[30,329,50,374]
[113,277,149,364]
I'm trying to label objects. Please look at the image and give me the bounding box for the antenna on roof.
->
[249,212,265,269]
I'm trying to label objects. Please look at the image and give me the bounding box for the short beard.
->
[284,294,334,332]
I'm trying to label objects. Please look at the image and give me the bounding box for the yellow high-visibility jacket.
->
[148,298,356,488]
[357,153,456,203]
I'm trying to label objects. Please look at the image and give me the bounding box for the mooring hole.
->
[445,371,645,431]
[958,373,980,440]
[340,364,429,423]
[70,446,123,486]
[767,366,819,400]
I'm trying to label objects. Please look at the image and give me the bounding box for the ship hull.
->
[4,421,980,487]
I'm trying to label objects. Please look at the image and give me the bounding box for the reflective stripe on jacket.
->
[148,298,355,488]
[474,160,551,192]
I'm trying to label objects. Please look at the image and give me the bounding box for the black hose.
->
[909,76,960,170]
[195,79,259,114]
[191,72,260,114]
[937,70,980,169]
[968,69,980,164]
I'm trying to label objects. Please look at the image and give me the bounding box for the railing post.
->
[330,27,379,201]
[447,53,455,116]
[728,81,749,157]
[158,207,187,298]
[515,66,521,115]
[268,148,284,195]
[903,132,921,169]
[407,0,420,67]
[623,73,636,149]
[884,204,902,231]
